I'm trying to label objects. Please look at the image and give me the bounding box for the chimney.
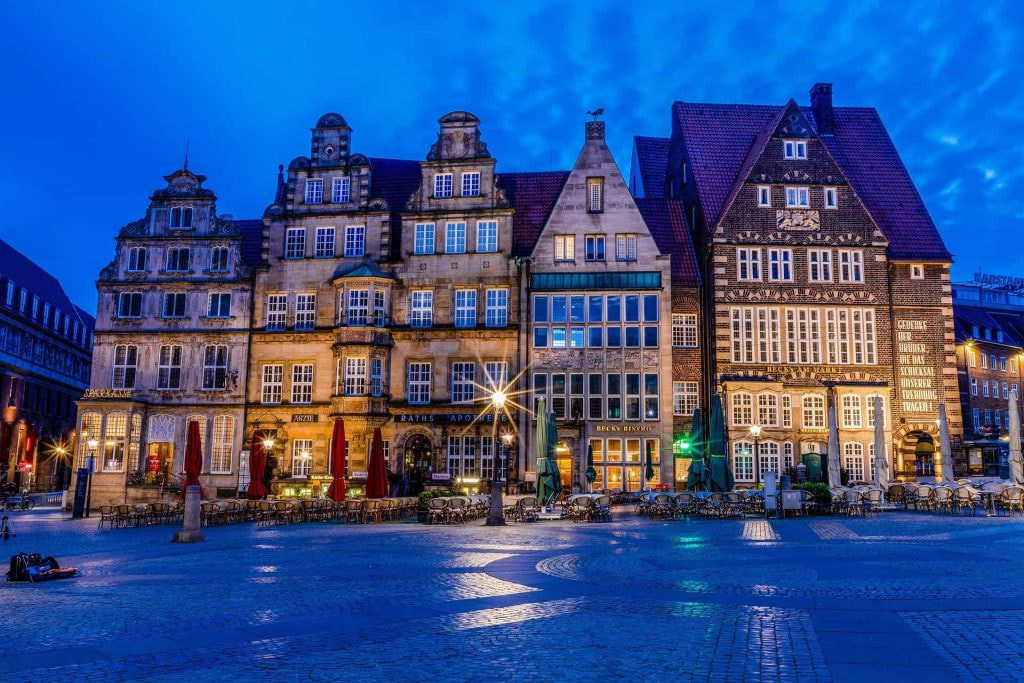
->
[585,120,605,141]
[810,82,834,134]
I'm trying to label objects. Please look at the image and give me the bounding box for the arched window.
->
[758,393,778,426]
[843,442,865,482]
[732,392,753,426]
[732,441,754,481]
[78,413,101,467]
[841,395,862,429]
[211,415,234,474]
[102,412,127,472]
[802,395,825,428]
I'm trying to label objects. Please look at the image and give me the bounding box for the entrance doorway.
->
[903,432,935,477]
[146,443,173,484]
[403,435,432,494]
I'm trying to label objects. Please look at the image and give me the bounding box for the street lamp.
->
[486,389,508,526]
[749,425,762,486]
[502,431,514,495]
[85,438,99,517]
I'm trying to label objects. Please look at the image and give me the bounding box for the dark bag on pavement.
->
[6,553,76,582]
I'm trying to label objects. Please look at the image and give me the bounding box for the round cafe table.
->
[975,490,997,517]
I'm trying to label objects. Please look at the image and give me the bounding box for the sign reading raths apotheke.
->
[895,318,939,415]
[395,413,510,425]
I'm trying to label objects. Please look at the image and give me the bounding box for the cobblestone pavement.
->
[3,509,1024,682]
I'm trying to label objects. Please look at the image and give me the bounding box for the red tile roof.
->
[497,171,570,256]
[634,198,700,286]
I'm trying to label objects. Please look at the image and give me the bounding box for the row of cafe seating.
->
[886,480,1024,516]
[424,494,491,524]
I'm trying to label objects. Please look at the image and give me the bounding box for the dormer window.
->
[783,140,807,159]
[910,263,925,280]
[169,207,193,229]
[461,172,480,197]
[785,186,810,208]
[305,178,323,204]
[434,173,453,198]
[757,185,771,207]
[331,177,350,203]
[587,178,604,213]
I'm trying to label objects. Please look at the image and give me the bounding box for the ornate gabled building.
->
[75,168,260,505]
[249,114,420,497]
[633,82,961,483]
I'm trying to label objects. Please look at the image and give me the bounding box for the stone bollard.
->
[172,484,205,543]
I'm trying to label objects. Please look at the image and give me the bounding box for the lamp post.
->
[85,438,98,517]
[750,425,762,486]
[486,389,507,526]
[262,438,275,496]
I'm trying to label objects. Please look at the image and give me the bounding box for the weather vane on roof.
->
[587,108,604,120]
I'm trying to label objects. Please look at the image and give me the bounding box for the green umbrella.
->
[685,407,709,491]
[644,440,656,482]
[585,442,596,488]
[709,393,726,456]
[707,393,735,492]
[535,401,562,504]
[546,411,562,501]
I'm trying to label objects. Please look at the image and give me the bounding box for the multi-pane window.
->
[305,178,323,204]
[102,412,127,472]
[484,361,508,393]
[824,187,838,209]
[785,308,822,364]
[838,250,863,283]
[737,248,761,280]
[587,178,604,212]
[285,228,306,259]
[261,364,283,404]
[783,140,807,159]
[454,290,477,328]
[785,186,810,208]
[157,345,182,390]
[844,442,865,481]
[370,357,384,397]
[210,246,229,271]
[809,250,832,282]
[127,247,147,272]
[291,364,313,403]
[315,227,336,257]
[554,235,575,261]
[476,221,498,253]
[434,173,453,198]
[732,392,753,426]
[673,381,698,417]
[373,290,387,326]
[211,416,234,474]
[782,396,792,428]
[266,294,287,330]
[410,291,433,328]
[758,393,778,426]
[733,442,754,482]
[169,206,193,229]
[202,345,229,390]
[842,395,862,428]
[295,293,316,330]
[730,307,756,363]
[672,313,698,348]
[585,235,606,261]
[166,248,191,272]
[866,395,884,428]
[414,223,435,254]
[112,345,138,389]
[344,226,366,257]
[462,172,480,197]
[615,234,637,261]
[485,289,508,327]
[292,439,313,477]
[447,436,479,478]
[850,309,876,364]
[347,289,369,326]
[802,395,825,428]
[208,292,231,318]
[332,177,350,203]
[344,358,366,396]
[769,249,792,281]
[451,362,475,404]
[757,185,771,207]
[445,222,467,254]
[408,362,431,403]
[970,377,978,396]
[162,292,186,318]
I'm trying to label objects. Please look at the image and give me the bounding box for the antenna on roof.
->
[183,138,190,171]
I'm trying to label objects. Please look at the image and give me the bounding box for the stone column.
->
[172,484,204,543]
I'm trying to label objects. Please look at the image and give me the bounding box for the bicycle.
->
[3,495,35,511]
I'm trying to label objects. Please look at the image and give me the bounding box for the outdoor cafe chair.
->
[341,499,363,524]
[723,492,746,518]
[569,496,594,523]
[518,496,539,522]
[862,488,884,514]
[911,486,935,512]
[426,497,448,524]
[593,495,612,522]
[843,489,865,516]
[953,487,978,515]
[886,484,908,509]
[448,497,469,524]
[932,487,954,514]
[362,499,384,524]
[650,494,674,520]
[200,502,224,526]
[97,504,117,529]
[114,504,136,529]
[704,492,725,518]
[673,492,696,519]
[997,486,1024,517]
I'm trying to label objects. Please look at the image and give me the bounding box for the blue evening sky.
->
[2,1,1020,311]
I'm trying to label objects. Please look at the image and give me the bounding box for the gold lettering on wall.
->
[896,318,938,415]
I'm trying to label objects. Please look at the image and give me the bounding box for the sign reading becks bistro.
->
[896,318,939,415]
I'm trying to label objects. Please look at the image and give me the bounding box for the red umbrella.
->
[183,420,202,495]
[246,430,267,499]
[327,419,347,502]
[365,427,388,499]
[21,426,37,461]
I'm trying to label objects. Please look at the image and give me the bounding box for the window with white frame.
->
[165,248,191,272]
[414,223,435,254]
[785,186,810,208]
[480,436,495,480]
[291,364,313,403]
[981,353,988,369]
[825,309,851,365]
[461,172,480,197]
[202,345,229,390]
[169,206,193,229]
[445,222,466,254]
[261,365,283,403]
[672,313,698,348]
[284,228,306,259]
[476,220,497,253]
[759,441,780,479]
[305,178,323,204]
[292,439,313,477]
[554,234,575,262]
[844,442,865,481]
[970,377,978,396]
[783,140,807,159]
[344,357,366,396]
[786,308,822,363]
[112,344,138,389]
[757,308,782,363]
[757,185,771,207]
[294,293,316,330]
[824,186,838,209]
[808,250,832,281]
[208,292,231,318]
[615,234,638,261]
[730,307,755,363]
[485,289,508,327]
[127,247,147,272]
[210,246,229,272]
[373,290,387,326]
[802,395,825,428]
[331,177,350,203]
[910,264,925,279]
[838,250,863,283]
[163,292,186,318]
[769,249,792,281]
[737,248,761,280]
[266,294,287,330]
[587,178,604,212]
[210,415,234,474]
[484,361,508,392]
[447,436,479,478]
[315,227,336,257]
[758,393,778,426]
[782,396,792,428]
[733,442,754,481]
[410,291,433,327]
[434,173,453,198]
[102,412,127,472]
[732,392,753,426]
[347,289,369,326]
[370,357,384,396]
[344,226,365,257]
[983,379,990,397]
[585,235,606,261]
[454,289,477,327]
[407,362,431,403]
[841,395,862,428]
[157,345,182,390]
[673,381,698,417]
[851,309,876,364]
[451,362,475,404]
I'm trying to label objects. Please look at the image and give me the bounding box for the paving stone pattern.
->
[3,509,1024,682]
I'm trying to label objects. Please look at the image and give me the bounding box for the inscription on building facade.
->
[896,319,938,414]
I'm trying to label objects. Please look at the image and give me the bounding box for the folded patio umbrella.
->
[645,440,656,482]
[546,410,562,499]
[1009,391,1024,485]
[708,394,726,458]
[708,455,734,492]
[873,400,888,491]
[246,430,267,499]
[327,418,347,502]
[183,419,202,495]
[365,427,388,499]
[938,402,956,484]
[686,458,707,491]
[827,397,842,488]
[707,395,734,491]
[585,442,596,489]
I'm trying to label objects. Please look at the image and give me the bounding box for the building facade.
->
[75,168,259,505]
[0,240,94,491]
